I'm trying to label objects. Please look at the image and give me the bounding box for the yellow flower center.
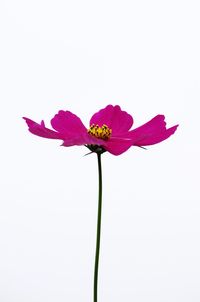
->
[88,124,112,140]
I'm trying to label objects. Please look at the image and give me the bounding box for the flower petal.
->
[62,133,102,146]
[126,115,178,146]
[23,117,64,139]
[50,110,102,146]
[24,112,101,147]
[51,110,87,135]
[102,137,133,155]
[90,105,133,135]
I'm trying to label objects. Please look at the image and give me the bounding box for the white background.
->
[0,1,199,301]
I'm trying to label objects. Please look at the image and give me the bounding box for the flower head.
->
[23,105,178,155]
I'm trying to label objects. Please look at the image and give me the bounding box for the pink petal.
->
[90,105,133,135]
[62,133,103,146]
[51,110,87,136]
[24,114,100,147]
[102,137,133,155]
[51,110,101,146]
[126,115,179,146]
[23,117,64,139]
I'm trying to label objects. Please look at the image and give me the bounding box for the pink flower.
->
[23,105,178,155]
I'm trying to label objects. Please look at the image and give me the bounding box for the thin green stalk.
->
[94,153,103,302]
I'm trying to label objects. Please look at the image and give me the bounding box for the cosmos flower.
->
[23,105,178,155]
[23,104,178,302]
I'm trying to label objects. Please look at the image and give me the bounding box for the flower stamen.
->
[88,124,112,140]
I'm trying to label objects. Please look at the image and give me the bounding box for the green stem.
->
[94,153,103,302]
